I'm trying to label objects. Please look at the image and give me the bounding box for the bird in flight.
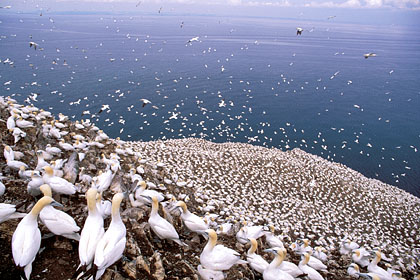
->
[29,42,38,50]
[140,99,151,107]
[364,53,377,59]
[296,27,303,36]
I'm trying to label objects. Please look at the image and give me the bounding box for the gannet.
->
[364,53,377,59]
[146,195,185,246]
[7,114,16,129]
[0,203,26,223]
[307,250,328,272]
[347,263,360,278]
[368,251,393,280]
[92,169,113,193]
[175,201,209,235]
[263,248,294,280]
[197,264,225,280]
[236,223,264,244]
[298,253,325,280]
[7,159,28,171]
[39,184,80,240]
[16,117,34,128]
[4,145,14,161]
[12,196,58,280]
[264,225,284,248]
[134,181,164,205]
[77,188,105,276]
[247,238,269,274]
[29,41,38,50]
[352,248,371,267]
[292,238,312,255]
[27,172,43,196]
[42,166,76,195]
[187,36,199,43]
[296,27,303,35]
[340,239,359,255]
[35,150,48,171]
[313,246,328,262]
[19,166,37,179]
[93,193,126,280]
[278,248,305,278]
[200,229,247,271]
[140,98,151,107]
[59,139,75,151]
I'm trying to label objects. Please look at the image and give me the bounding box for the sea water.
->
[0,13,419,196]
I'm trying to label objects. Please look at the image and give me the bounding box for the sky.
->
[2,0,420,25]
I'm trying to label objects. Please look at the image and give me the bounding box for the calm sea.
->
[1,13,419,196]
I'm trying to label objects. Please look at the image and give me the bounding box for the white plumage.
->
[12,197,55,280]
[39,184,80,240]
[93,193,126,279]
[200,229,247,271]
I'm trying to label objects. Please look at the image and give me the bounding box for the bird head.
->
[349,263,360,272]
[43,166,54,175]
[204,229,217,246]
[175,201,188,213]
[111,192,124,216]
[86,188,98,212]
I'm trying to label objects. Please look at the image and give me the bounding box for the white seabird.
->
[93,193,126,280]
[12,196,59,280]
[200,229,247,271]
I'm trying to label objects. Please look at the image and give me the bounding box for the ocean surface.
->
[0,13,419,196]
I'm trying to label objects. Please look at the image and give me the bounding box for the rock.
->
[122,260,137,279]
[125,236,141,258]
[151,252,165,280]
[136,256,151,275]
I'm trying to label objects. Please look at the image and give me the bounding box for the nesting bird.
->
[42,166,76,195]
[246,238,269,274]
[77,188,105,276]
[38,184,80,240]
[174,200,209,235]
[200,229,247,271]
[0,203,26,223]
[263,248,294,280]
[146,195,185,246]
[12,196,58,280]
[93,193,126,279]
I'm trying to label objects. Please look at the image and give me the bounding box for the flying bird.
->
[296,27,303,35]
[187,36,199,43]
[364,53,377,59]
[97,104,110,114]
[29,42,38,50]
[140,98,151,107]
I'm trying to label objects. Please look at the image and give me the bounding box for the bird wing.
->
[40,206,80,234]
[12,221,41,266]
[149,216,179,240]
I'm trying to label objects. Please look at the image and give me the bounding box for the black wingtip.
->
[72,264,86,279]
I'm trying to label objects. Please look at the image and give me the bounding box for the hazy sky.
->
[3,0,420,25]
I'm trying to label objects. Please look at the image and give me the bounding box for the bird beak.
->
[263,248,274,253]
[51,200,63,207]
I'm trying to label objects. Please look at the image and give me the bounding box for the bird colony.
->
[1,95,419,279]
